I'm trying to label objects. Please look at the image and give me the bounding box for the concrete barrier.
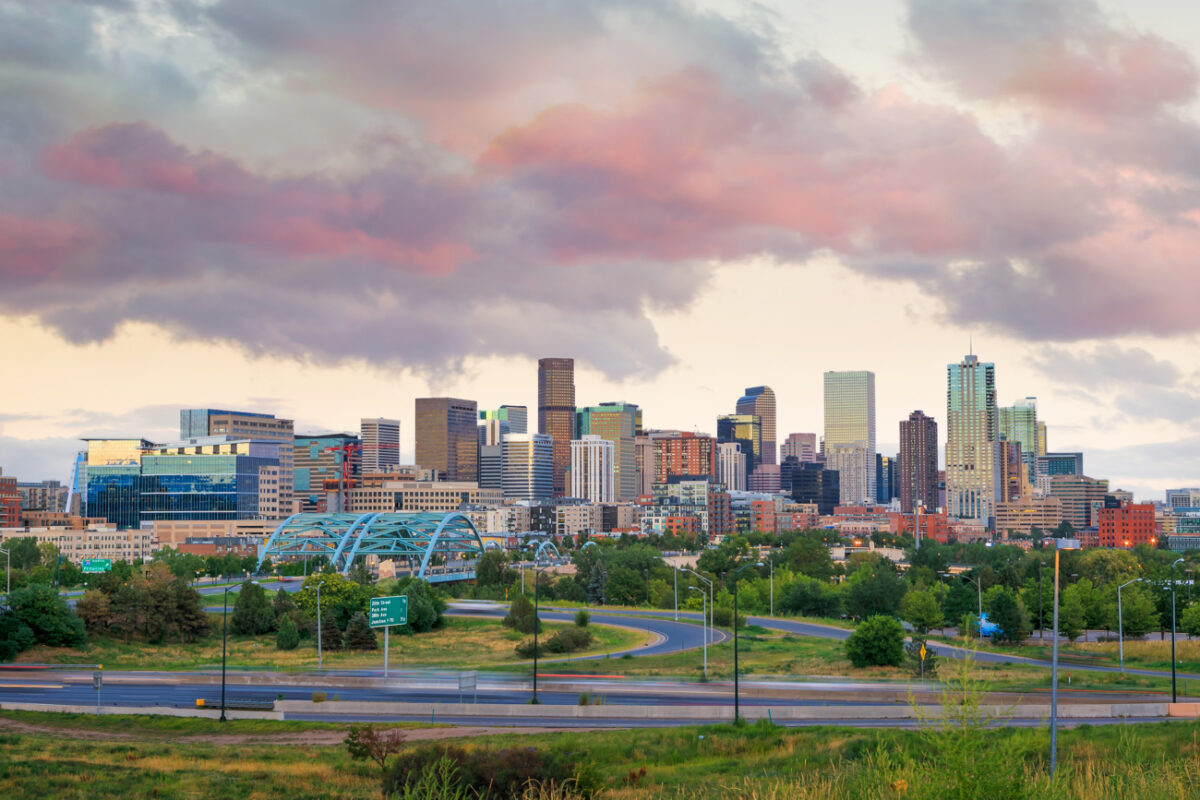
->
[1168,703,1200,718]
[0,701,283,720]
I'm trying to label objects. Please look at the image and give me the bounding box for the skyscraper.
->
[181,408,294,516]
[415,397,478,482]
[481,406,528,436]
[360,418,400,473]
[736,386,776,466]
[899,410,938,514]
[650,431,718,483]
[570,435,615,503]
[82,438,153,529]
[576,402,639,501]
[780,433,818,463]
[717,442,747,491]
[823,371,876,504]
[998,397,1038,481]
[876,454,898,504]
[502,433,554,500]
[716,414,762,475]
[537,358,575,496]
[945,354,999,523]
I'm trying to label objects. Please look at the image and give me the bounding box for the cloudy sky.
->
[1,0,1198,501]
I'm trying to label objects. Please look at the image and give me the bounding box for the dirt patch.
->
[0,716,592,746]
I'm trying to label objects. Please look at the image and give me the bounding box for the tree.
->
[986,587,1030,644]
[230,581,276,635]
[320,614,344,652]
[167,580,209,643]
[75,589,111,634]
[273,587,296,620]
[503,593,539,634]
[0,611,36,660]
[845,559,906,620]
[7,583,85,647]
[297,572,373,630]
[586,561,607,604]
[943,581,979,625]
[7,537,42,570]
[345,724,407,799]
[900,588,944,635]
[1118,585,1160,638]
[475,550,509,588]
[276,615,300,650]
[605,567,645,606]
[377,577,446,634]
[344,612,378,650]
[782,536,835,581]
[1059,585,1087,642]
[844,615,905,667]
[779,577,843,618]
[1180,602,1200,638]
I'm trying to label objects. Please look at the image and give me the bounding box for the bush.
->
[516,626,594,658]
[6,583,86,647]
[779,577,843,618]
[276,616,300,650]
[383,744,600,799]
[0,612,36,661]
[312,691,327,703]
[574,609,590,628]
[712,606,746,629]
[344,612,378,650]
[844,615,905,667]
[905,638,938,678]
[504,594,540,634]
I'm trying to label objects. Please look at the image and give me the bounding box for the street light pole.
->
[1050,537,1080,778]
[532,564,550,704]
[690,586,707,680]
[1037,561,1043,640]
[1117,578,1143,673]
[0,547,9,597]
[769,559,774,617]
[732,561,764,724]
[674,566,678,621]
[316,580,326,672]
[682,568,714,647]
[1171,558,1184,703]
[220,585,231,722]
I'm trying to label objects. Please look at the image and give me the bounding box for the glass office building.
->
[83,439,153,530]
[140,452,276,522]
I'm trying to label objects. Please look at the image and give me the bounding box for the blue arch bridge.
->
[257,511,497,582]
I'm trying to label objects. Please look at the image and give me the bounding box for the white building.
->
[717,441,747,491]
[570,435,615,503]
[360,418,401,473]
[502,433,554,501]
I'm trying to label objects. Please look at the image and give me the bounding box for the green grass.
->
[0,709,430,736]
[14,616,648,672]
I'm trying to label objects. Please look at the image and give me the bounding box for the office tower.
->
[538,358,576,496]
[1037,421,1048,456]
[1166,488,1200,513]
[570,435,615,503]
[82,438,153,529]
[998,438,1027,501]
[1049,474,1109,529]
[899,411,938,514]
[717,414,762,475]
[998,397,1038,481]
[181,408,294,516]
[140,437,281,523]
[478,445,503,491]
[748,464,780,493]
[736,386,777,466]
[415,397,478,482]
[945,354,998,523]
[502,433,554,500]
[786,463,840,516]
[781,433,818,463]
[823,371,876,504]
[360,418,400,473]
[0,469,19,527]
[577,402,639,501]
[876,454,898,504]
[635,435,655,495]
[717,442,747,491]
[482,406,527,436]
[294,433,361,511]
[650,431,718,483]
[1035,452,1084,496]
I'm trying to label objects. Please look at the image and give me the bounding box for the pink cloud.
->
[0,214,90,278]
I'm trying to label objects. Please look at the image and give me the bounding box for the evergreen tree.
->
[986,586,1031,644]
[344,612,378,650]
[276,615,300,650]
[320,615,345,652]
[586,561,607,605]
[504,593,540,634]
[273,587,296,620]
[230,580,276,635]
[168,581,209,643]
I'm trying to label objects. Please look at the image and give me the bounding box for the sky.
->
[1,0,1198,502]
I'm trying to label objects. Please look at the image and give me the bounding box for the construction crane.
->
[321,441,362,513]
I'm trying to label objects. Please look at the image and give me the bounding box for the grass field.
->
[12,616,648,672]
[5,709,1200,798]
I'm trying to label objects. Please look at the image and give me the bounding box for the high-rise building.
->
[140,437,281,524]
[635,435,655,495]
[1035,452,1084,496]
[998,397,1038,481]
[577,402,639,501]
[1048,474,1109,529]
[736,387,777,466]
[478,445,503,491]
[481,406,527,436]
[717,442,747,491]
[502,433,554,501]
[998,438,1028,501]
[899,410,938,514]
[538,358,576,496]
[876,454,898,504]
[945,355,998,523]
[785,463,840,516]
[717,414,762,475]
[1165,488,1200,513]
[180,409,294,516]
[1037,421,1048,456]
[294,433,361,511]
[16,479,68,513]
[823,371,876,504]
[360,418,400,473]
[650,431,718,483]
[1098,502,1156,548]
[415,397,478,482]
[780,433,818,463]
[570,435,615,503]
[82,438,153,529]
[0,469,19,528]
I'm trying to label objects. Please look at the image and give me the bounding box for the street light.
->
[1171,557,1185,703]
[939,571,983,636]
[0,547,9,597]
[689,586,707,680]
[732,561,764,723]
[220,580,258,723]
[1117,577,1143,673]
[531,564,552,704]
[1050,537,1080,778]
[682,568,714,647]
[316,580,327,672]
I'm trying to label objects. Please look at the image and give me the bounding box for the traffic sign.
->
[920,644,927,661]
[82,559,112,574]
[369,595,408,628]
[93,671,102,690]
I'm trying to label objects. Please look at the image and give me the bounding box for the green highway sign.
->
[82,559,112,574]
[369,595,408,628]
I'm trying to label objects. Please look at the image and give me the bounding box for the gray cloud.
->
[1031,346,1183,388]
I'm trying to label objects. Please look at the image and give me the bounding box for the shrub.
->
[0,612,36,661]
[515,626,594,658]
[276,616,300,650]
[779,577,843,618]
[6,583,86,647]
[344,612,378,650]
[311,691,327,703]
[844,615,905,667]
[574,609,590,628]
[504,594,540,634]
[383,744,600,799]
[712,606,746,629]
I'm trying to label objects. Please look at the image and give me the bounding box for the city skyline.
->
[0,0,1198,501]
